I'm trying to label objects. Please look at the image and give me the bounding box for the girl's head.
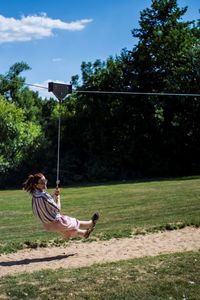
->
[23,173,47,193]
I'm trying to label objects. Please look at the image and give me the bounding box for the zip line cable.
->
[75,90,200,97]
[2,77,200,186]
[23,82,48,90]
[1,78,200,97]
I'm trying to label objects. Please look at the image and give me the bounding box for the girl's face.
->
[36,176,47,191]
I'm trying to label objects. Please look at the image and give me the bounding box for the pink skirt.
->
[43,215,80,239]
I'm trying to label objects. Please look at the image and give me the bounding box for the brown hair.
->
[23,173,45,193]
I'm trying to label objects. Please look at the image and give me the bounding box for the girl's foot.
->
[91,212,100,227]
[84,227,95,239]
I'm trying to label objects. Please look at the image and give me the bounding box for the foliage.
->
[0,0,200,186]
[122,0,200,177]
[131,0,197,92]
[0,62,30,102]
[54,0,200,183]
[0,96,42,173]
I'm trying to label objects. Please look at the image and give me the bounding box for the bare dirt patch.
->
[0,227,200,277]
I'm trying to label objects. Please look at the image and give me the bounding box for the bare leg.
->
[62,216,99,240]
[62,228,88,240]
[76,228,88,237]
[79,213,100,229]
[79,220,93,229]
[77,228,95,239]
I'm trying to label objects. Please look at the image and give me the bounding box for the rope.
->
[56,101,61,187]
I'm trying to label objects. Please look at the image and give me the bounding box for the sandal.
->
[84,227,94,239]
[91,212,100,227]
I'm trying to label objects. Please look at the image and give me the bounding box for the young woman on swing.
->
[23,173,99,239]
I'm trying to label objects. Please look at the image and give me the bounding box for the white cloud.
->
[52,58,62,62]
[0,13,93,43]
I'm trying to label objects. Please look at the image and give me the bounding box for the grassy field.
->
[0,177,200,253]
[0,177,200,299]
[0,251,200,299]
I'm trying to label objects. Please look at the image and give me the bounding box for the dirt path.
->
[0,227,200,278]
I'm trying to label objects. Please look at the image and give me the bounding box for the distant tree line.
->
[0,0,200,188]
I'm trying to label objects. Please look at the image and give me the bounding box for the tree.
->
[0,96,42,173]
[0,62,46,124]
[127,0,200,175]
[130,0,198,92]
[68,0,200,179]
[0,62,30,101]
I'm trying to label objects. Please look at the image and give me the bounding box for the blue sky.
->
[0,0,199,98]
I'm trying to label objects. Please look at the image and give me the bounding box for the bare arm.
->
[51,188,61,210]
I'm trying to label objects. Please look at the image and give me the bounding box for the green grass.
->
[0,177,200,253]
[1,177,200,299]
[0,251,200,299]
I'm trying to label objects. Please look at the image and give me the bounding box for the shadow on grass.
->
[0,253,77,267]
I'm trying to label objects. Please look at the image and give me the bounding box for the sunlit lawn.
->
[0,177,200,253]
[0,251,200,300]
[1,177,200,299]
